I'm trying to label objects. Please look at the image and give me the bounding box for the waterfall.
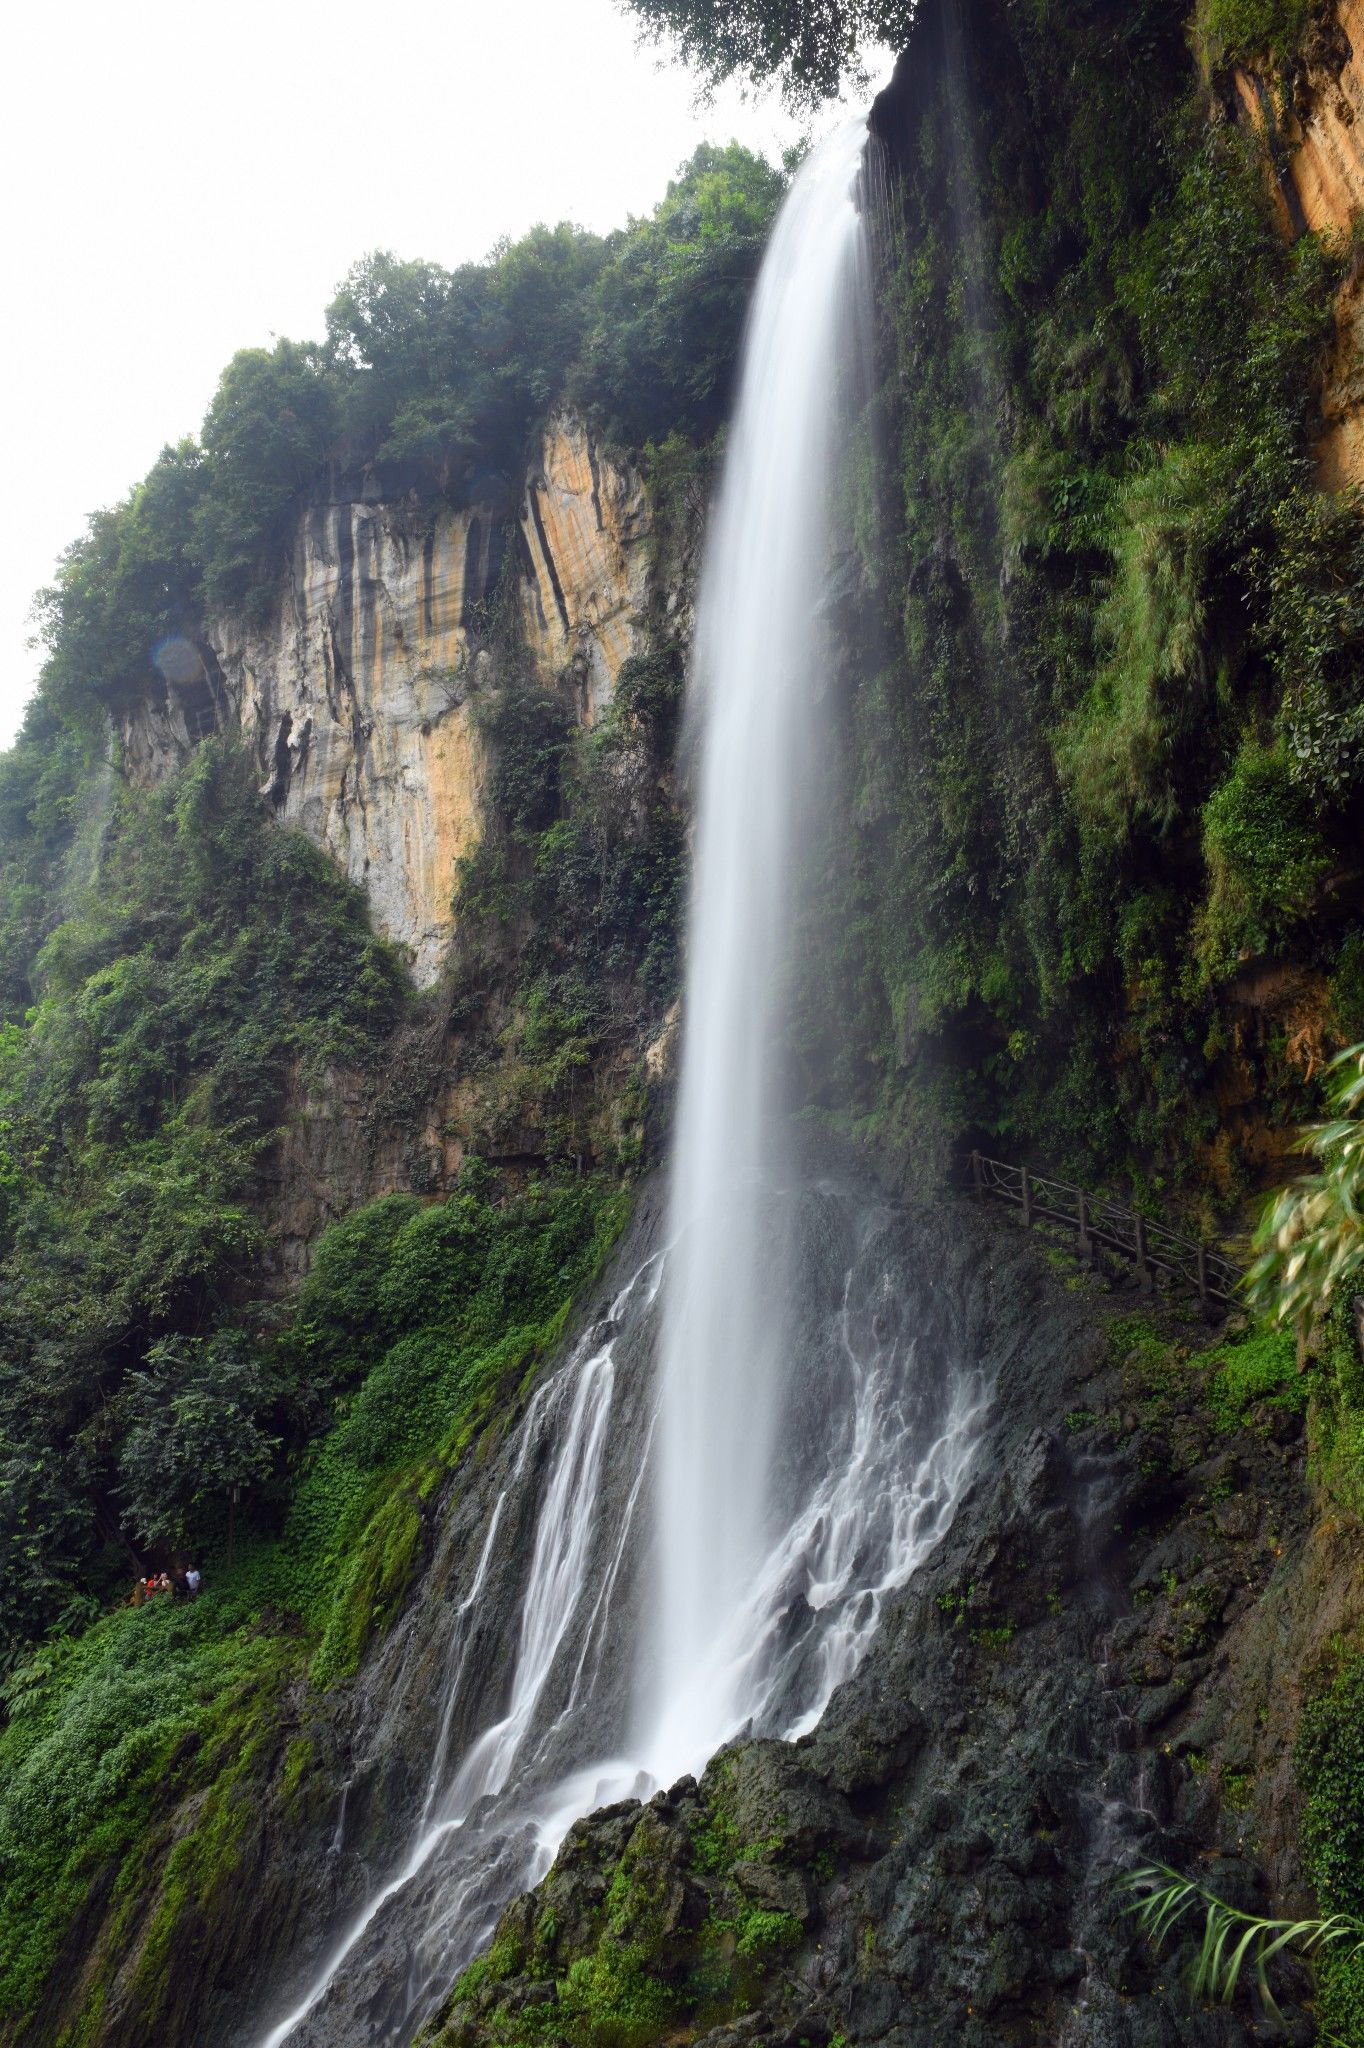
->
[636,117,878,1786]
[248,114,991,2048]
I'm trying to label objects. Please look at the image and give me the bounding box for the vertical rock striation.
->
[119,415,652,983]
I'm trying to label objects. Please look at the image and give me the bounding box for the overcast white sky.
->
[1,0,879,749]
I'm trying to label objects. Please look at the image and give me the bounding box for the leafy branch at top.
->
[1246,1043,1364,1342]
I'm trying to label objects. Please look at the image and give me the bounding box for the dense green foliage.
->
[1248,1042,1364,1337]
[1194,0,1312,68]
[447,632,688,1167]
[0,1591,289,2025]
[0,1163,627,2032]
[623,0,912,103]
[792,0,1364,1203]
[1202,1322,1304,1429]
[0,742,405,1643]
[35,144,782,696]
[118,1333,282,1548]
[256,1167,627,1671]
[0,135,757,1661]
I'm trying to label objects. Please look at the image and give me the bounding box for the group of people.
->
[130,1564,201,1605]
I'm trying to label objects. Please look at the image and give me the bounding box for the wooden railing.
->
[964,1151,1243,1314]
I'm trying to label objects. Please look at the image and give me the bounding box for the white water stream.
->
[638,114,878,1788]
[251,117,989,2048]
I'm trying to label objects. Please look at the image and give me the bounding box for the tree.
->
[117,1333,280,1549]
[325,227,607,477]
[573,144,787,446]
[33,439,206,717]
[621,0,906,104]
[194,340,339,620]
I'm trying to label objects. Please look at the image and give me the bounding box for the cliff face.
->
[119,416,652,983]
[1227,0,1364,483]
[1231,0,1364,239]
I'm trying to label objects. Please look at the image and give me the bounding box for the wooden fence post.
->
[1133,1212,1152,1293]
[967,1153,1242,1312]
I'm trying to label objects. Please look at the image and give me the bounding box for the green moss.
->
[733,1906,800,1958]
[1203,1323,1305,1432]
[1298,1654,1364,2042]
[0,1598,293,2029]
[1110,1314,1182,1415]
[556,1944,675,2048]
[1331,931,1364,1043]
[1056,443,1223,841]
[1195,739,1330,979]
[1195,0,1311,68]
[690,1803,743,1877]
[132,1701,276,2011]
[309,1481,425,1687]
[1308,1299,1364,1514]
[280,1734,317,1810]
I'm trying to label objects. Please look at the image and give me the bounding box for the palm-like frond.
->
[1246,1043,1364,1335]
[1120,1862,1364,2016]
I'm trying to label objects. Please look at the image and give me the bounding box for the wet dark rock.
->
[410,1174,1317,2048]
[64,1148,1319,2048]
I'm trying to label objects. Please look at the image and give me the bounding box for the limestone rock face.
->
[521,416,651,722]
[1231,0,1364,241]
[119,416,652,983]
[1224,0,1364,483]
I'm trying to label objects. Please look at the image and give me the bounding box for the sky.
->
[0,0,875,750]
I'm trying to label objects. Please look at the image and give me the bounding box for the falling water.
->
[638,117,878,1785]
[253,1262,661,2048]
[249,115,991,2048]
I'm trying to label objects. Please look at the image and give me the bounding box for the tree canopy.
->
[31,143,783,726]
[621,0,909,104]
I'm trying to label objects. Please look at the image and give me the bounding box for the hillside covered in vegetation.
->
[3,0,1364,2042]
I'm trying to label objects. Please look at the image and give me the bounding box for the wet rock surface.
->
[419,1193,1318,2048]
[43,1173,1323,2048]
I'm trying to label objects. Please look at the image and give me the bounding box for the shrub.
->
[1056,444,1224,840]
[1201,1324,1304,1432]
[1194,0,1311,68]
[118,1333,282,1548]
[1195,739,1330,977]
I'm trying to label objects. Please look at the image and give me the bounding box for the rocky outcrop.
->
[1230,0,1364,240]
[1225,0,1364,484]
[421,1193,1325,2048]
[18,1160,1339,2048]
[120,417,652,983]
[521,419,651,721]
